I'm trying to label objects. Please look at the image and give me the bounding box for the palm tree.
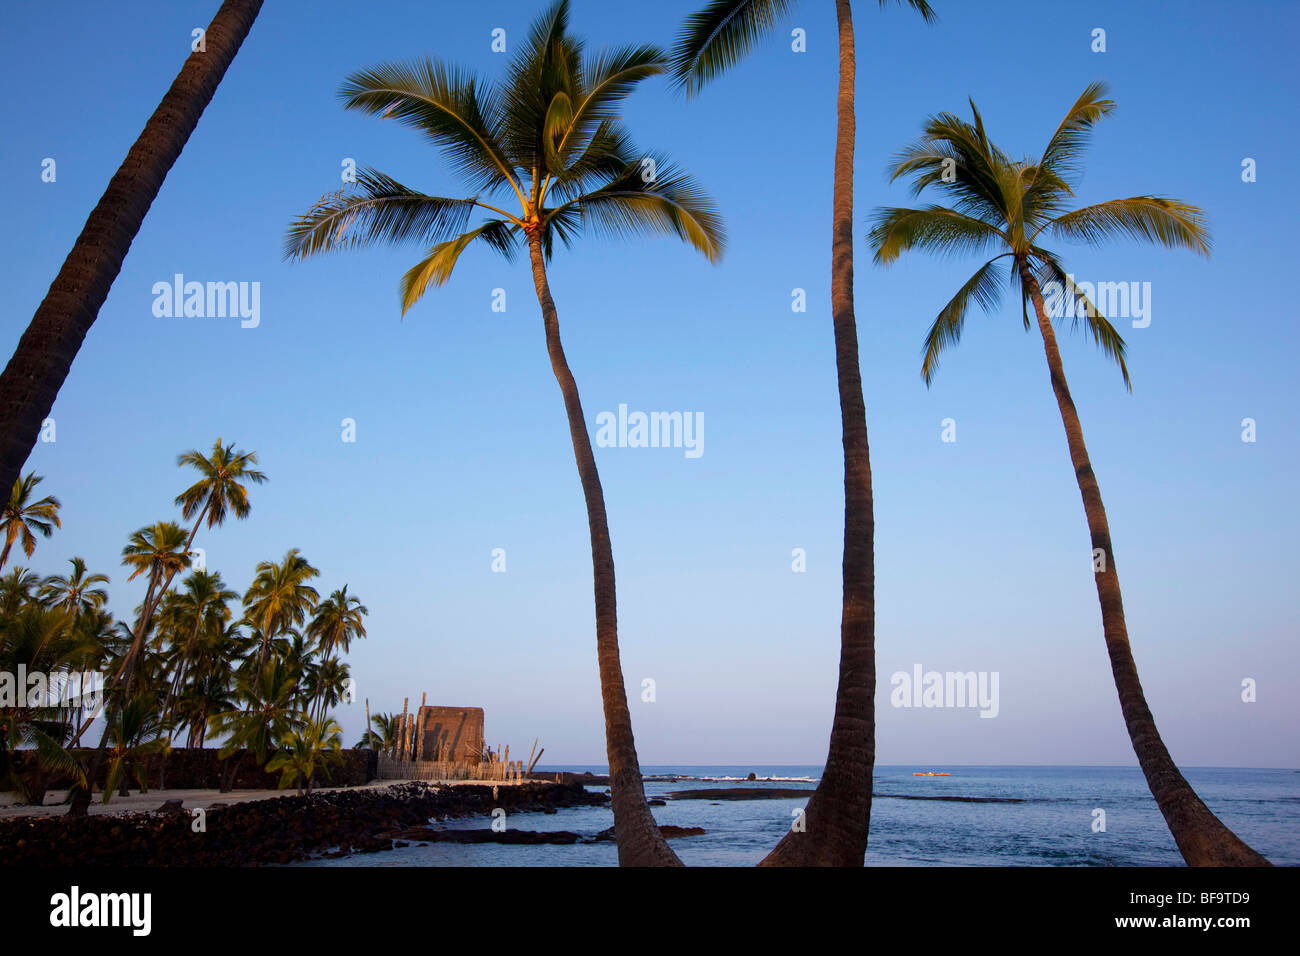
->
[304,657,351,726]
[284,0,724,867]
[102,692,170,801]
[306,586,368,661]
[0,603,91,804]
[0,567,42,617]
[867,83,1269,867]
[0,0,264,498]
[118,522,192,693]
[157,570,238,732]
[38,557,110,617]
[671,0,936,867]
[0,473,61,571]
[243,549,320,667]
[266,717,345,796]
[142,438,266,623]
[210,656,305,786]
[356,712,397,751]
[68,521,189,816]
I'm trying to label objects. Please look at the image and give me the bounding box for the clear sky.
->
[2,0,1296,767]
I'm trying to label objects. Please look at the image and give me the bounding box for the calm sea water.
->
[301,765,1299,867]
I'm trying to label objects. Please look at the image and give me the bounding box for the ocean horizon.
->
[301,764,1300,867]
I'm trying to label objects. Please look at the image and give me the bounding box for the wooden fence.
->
[376,753,526,783]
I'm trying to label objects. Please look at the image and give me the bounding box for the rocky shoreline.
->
[0,781,611,867]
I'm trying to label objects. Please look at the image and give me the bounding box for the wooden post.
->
[365,698,372,749]
[400,697,410,761]
[528,747,544,775]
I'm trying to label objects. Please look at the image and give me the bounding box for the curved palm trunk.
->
[525,230,681,867]
[1020,261,1269,866]
[0,0,263,496]
[761,0,876,867]
[69,562,166,816]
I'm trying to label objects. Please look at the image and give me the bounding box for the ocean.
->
[301,765,1299,867]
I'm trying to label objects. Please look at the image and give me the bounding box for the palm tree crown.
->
[868,81,1209,387]
[284,0,723,302]
[174,438,267,545]
[1,473,62,571]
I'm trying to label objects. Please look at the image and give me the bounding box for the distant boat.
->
[913,771,951,776]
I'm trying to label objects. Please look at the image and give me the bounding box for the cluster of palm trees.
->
[0,0,1270,865]
[0,440,369,806]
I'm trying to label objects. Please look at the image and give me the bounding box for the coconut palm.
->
[68,521,190,816]
[142,438,266,623]
[157,570,238,732]
[356,712,397,751]
[118,522,192,693]
[243,549,319,667]
[0,473,61,571]
[868,82,1269,866]
[301,656,351,725]
[174,439,267,549]
[266,716,345,796]
[306,586,368,660]
[671,0,936,867]
[284,0,724,867]
[211,655,304,771]
[0,603,91,804]
[38,557,110,617]
[0,0,264,498]
[0,567,42,617]
[102,692,170,801]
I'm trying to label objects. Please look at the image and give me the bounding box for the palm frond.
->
[671,0,794,97]
[546,153,725,263]
[284,167,479,260]
[869,206,1006,265]
[920,257,1007,385]
[400,221,519,313]
[1037,80,1115,185]
[1044,197,1211,256]
[338,58,517,196]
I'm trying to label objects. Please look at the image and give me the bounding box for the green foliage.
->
[285,0,725,312]
[867,82,1211,390]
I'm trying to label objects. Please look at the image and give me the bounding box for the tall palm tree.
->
[0,0,264,497]
[0,473,61,571]
[284,0,724,867]
[671,0,935,867]
[243,549,320,667]
[867,83,1269,866]
[143,438,267,621]
[157,570,238,732]
[306,586,368,661]
[38,557,110,617]
[68,521,190,816]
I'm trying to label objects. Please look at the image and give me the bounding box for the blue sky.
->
[2,0,1296,767]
